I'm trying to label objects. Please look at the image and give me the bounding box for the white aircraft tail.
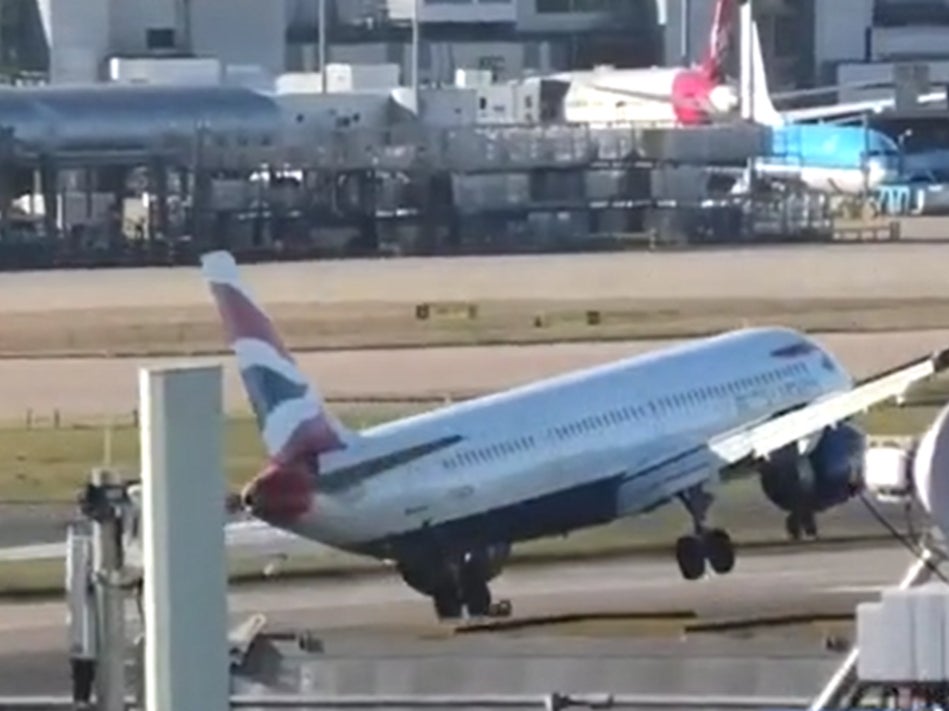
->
[739,7,785,127]
[201,251,358,464]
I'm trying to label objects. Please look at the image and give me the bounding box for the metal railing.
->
[0,693,813,710]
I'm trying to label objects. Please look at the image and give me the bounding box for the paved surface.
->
[6,242,949,311]
[5,329,949,419]
[0,542,930,696]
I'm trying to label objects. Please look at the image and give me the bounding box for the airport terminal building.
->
[0,0,942,266]
[2,0,947,95]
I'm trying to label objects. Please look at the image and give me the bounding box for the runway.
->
[0,541,928,695]
[5,328,949,419]
[6,242,949,311]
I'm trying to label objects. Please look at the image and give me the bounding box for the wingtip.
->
[200,250,238,283]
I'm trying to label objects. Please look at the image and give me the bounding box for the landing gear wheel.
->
[704,529,735,575]
[461,579,492,618]
[675,535,707,581]
[490,599,513,618]
[801,512,818,538]
[785,513,803,542]
[432,587,463,620]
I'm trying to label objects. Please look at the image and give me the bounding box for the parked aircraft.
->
[191,250,945,621]
[587,2,927,196]
[578,0,943,131]
[555,0,739,126]
[733,14,901,195]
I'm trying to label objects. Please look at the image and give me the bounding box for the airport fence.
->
[9,394,467,432]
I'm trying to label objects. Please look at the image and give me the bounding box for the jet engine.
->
[758,423,866,537]
[864,400,949,540]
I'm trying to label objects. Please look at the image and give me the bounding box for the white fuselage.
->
[753,160,894,195]
[556,68,683,126]
[280,328,852,557]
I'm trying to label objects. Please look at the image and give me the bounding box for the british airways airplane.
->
[192,251,947,620]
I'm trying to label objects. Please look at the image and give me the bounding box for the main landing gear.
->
[785,510,818,541]
[429,555,513,622]
[674,485,736,581]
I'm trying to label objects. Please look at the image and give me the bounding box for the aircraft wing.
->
[780,89,947,123]
[0,518,331,564]
[709,347,949,469]
[609,346,949,504]
[582,83,715,113]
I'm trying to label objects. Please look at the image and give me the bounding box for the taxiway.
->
[0,541,928,695]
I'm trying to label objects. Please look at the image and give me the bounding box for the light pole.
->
[318,0,327,93]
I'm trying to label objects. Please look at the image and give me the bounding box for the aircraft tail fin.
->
[200,251,355,464]
[701,0,736,81]
[740,12,785,127]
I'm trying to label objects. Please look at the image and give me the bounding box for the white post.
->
[139,365,229,711]
[90,468,126,711]
[739,0,754,122]
[318,0,327,93]
[412,0,421,105]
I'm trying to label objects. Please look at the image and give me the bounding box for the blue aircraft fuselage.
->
[755,124,901,194]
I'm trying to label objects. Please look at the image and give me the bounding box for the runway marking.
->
[823,585,885,594]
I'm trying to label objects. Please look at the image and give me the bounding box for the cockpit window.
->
[770,341,818,358]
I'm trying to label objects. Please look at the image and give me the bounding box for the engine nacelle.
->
[759,423,866,515]
[863,401,949,539]
[863,444,914,502]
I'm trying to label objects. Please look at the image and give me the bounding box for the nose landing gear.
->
[674,485,736,581]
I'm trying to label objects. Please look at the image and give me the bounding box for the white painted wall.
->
[190,0,286,76]
[108,0,177,54]
[304,39,556,86]
[838,60,949,102]
[813,0,872,79]
[39,0,110,82]
[387,0,516,23]
[871,26,949,61]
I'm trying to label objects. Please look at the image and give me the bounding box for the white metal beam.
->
[140,364,229,711]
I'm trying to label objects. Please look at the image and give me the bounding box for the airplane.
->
[552,0,739,126]
[193,250,949,621]
[576,0,944,131]
[585,2,926,196]
[730,7,901,196]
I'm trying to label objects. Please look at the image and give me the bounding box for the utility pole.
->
[79,468,129,711]
[318,0,327,93]
[411,0,421,108]
[680,0,691,67]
